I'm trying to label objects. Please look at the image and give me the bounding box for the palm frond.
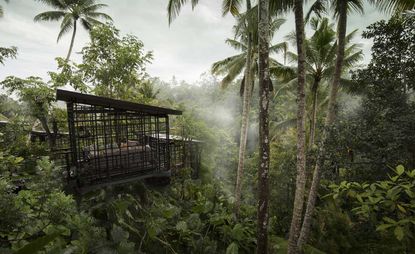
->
[339,78,365,95]
[342,50,363,69]
[345,29,359,43]
[318,96,329,109]
[35,0,111,43]
[211,53,245,75]
[305,0,328,23]
[34,11,67,22]
[60,12,72,28]
[269,42,288,56]
[269,0,294,15]
[285,31,297,46]
[286,51,298,64]
[270,118,297,132]
[80,17,92,30]
[84,16,105,27]
[347,0,365,14]
[225,39,247,51]
[82,3,108,13]
[332,0,364,16]
[0,0,9,17]
[270,65,297,82]
[222,0,242,16]
[57,16,73,42]
[273,78,296,98]
[220,55,246,88]
[85,12,112,21]
[233,5,258,38]
[35,0,67,10]
[269,18,286,39]
[167,0,199,24]
[404,9,415,16]
[309,17,320,30]
[369,0,415,13]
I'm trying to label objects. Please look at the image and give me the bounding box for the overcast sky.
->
[0,0,389,84]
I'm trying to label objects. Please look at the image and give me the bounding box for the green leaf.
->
[390,175,399,182]
[231,224,245,241]
[226,242,239,254]
[394,226,404,241]
[15,232,61,254]
[396,165,405,176]
[383,217,397,224]
[376,224,393,231]
[111,225,129,244]
[162,205,178,219]
[405,189,415,198]
[14,157,24,164]
[397,204,406,213]
[304,244,326,254]
[176,221,188,232]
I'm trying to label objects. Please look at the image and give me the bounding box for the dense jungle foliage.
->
[1,0,415,253]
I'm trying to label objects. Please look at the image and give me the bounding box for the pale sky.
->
[0,0,389,83]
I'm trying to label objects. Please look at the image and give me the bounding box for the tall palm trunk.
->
[66,19,77,61]
[287,0,307,253]
[257,0,270,253]
[235,0,253,216]
[308,78,319,149]
[297,0,348,248]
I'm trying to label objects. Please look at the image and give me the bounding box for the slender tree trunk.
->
[38,116,56,149]
[297,0,348,248]
[287,0,307,253]
[308,79,319,149]
[235,0,253,216]
[66,19,77,61]
[257,0,270,253]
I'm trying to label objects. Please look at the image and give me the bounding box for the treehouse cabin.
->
[56,89,201,192]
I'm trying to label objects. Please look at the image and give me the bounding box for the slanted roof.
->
[56,89,182,116]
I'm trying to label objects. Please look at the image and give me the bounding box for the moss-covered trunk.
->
[257,0,270,252]
[287,0,307,253]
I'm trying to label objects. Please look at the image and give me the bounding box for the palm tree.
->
[286,0,307,252]
[212,18,287,87]
[298,0,415,249]
[34,0,112,61]
[0,0,9,18]
[212,15,287,214]
[167,0,243,211]
[285,17,363,148]
[168,0,242,24]
[257,0,271,251]
[214,2,256,216]
[168,0,279,217]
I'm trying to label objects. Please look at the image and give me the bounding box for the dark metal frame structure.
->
[56,89,193,191]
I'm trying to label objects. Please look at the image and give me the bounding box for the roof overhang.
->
[56,89,182,116]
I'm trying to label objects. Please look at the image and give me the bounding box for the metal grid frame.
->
[54,89,202,191]
[66,102,170,187]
